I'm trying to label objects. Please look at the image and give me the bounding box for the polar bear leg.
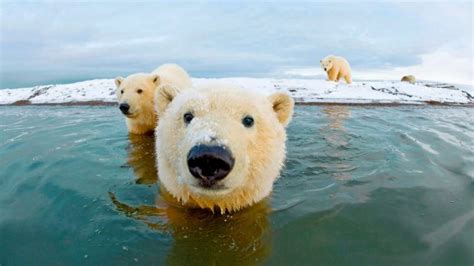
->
[328,69,338,81]
[344,74,352,84]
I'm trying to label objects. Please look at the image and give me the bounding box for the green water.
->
[0,105,473,265]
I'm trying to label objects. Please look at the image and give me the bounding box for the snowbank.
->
[0,78,472,105]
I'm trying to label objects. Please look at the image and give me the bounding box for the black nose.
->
[119,103,130,114]
[324,68,327,71]
[187,144,235,187]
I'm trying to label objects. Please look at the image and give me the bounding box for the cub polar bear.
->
[115,64,192,134]
[320,55,352,84]
[155,84,294,213]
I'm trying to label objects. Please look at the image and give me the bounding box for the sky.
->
[0,0,472,88]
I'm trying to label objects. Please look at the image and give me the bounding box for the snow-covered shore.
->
[0,78,472,105]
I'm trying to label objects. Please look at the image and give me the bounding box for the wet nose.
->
[119,103,130,114]
[187,144,235,187]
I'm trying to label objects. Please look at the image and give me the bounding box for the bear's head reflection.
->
[116,134,271,265]
[126,134,158,184]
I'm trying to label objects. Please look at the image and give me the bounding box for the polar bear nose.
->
[187,144,235,187]
[119,103,130,114]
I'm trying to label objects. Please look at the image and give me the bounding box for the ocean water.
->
[0,105,473,265]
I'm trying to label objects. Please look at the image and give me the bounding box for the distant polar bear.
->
[115,64,192,134]
[320,55,352,84]
[401,75,416,84]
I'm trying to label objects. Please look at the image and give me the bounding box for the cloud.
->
[52,36,169,61]
[71,37,168,50]
[355,50,473,85]
[0,1,472,88]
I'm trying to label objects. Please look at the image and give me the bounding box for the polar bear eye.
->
[137,89,143,94]
[242,115,254,128]
[183,112,194,124]
[120,89,124,94]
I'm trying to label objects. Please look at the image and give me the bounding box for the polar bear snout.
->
[119,103,130,115]
[187,144,235,188]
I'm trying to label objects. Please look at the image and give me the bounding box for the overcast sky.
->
[0,0,472,88]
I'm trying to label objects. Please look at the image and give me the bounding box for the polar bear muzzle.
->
[119,103,131,115]
[187,144,235,188]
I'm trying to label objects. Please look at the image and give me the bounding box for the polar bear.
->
[401,75,416,84]
[115,64,192,134]
[155,84,294,213]
[320,55,352,84]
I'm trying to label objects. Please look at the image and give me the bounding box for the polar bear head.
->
[320,55,336,72]
[155,84,294,213]
[115,73,161,133]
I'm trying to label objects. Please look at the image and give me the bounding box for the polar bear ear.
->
[151,74,161,86]
[155,84,178,116]
[268,91,294,127]
[115,77,124,88]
